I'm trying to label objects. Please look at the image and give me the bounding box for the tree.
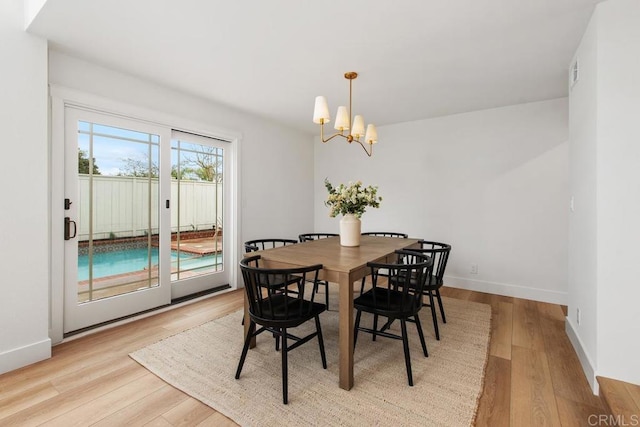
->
[186,147,223,182]
[118,147,222,181]
[118,156,159,178]
[78,149,101,175]
[171,162,196,180]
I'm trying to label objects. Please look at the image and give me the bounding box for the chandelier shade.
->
[334,106,350,131]
[352,115,365,137]
[313,96,330,124]
[364,124,378,144]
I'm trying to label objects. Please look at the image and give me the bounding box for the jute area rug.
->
[130,293,491,427]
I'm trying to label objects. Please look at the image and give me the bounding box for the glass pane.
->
[77,121,160,303]
[92,123,155,143]
[170,139,224,281]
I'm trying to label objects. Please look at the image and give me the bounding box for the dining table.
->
[243,235,420,390]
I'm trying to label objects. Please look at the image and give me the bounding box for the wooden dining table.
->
[243,235,420,390]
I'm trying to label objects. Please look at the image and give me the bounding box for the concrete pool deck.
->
[170,237,223,255]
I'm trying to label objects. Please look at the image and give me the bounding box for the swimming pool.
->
[78,248,220,281]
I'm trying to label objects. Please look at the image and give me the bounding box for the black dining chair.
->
[394,241,451,340]
[236,255,327,404]
[361,232,409,238]
[353,250,433,386]
[298,233,338,308]
[298,233,339,242]
[359,232,409,294]
[242,238,299,326]
[244,238,298,253]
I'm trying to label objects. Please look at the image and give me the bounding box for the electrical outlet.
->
[577,308,581,325]
[470,263,478,274]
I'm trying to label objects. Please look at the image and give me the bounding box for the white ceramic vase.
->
[339,213,361,247]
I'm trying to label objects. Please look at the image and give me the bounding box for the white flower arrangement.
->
[324,178,382,218]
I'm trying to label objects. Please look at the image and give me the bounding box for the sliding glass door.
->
[63,108,231,333]
[170,131,230,299]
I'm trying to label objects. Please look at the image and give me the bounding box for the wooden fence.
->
[77,175,223,241]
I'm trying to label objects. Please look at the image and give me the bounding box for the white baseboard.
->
[565,317,598,394]
[444,275,568,305]
[0,338,51,375]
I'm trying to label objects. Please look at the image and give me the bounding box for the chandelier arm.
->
[321,133,349,143]
[355,140,373,157]
[320,122,348,143]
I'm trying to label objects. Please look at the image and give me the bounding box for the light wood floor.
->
[0,287,606,426]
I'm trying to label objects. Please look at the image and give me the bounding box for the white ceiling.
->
[27,0,601,134]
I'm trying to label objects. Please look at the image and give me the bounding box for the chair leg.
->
[428,291,440,340]
[235,320,255,379]
[414,313,429,357]
[281,327,288,404]
[315,315,327,369]
[372,314,379,341]
[436,289,447,323]
[354,310,362,349]
[400,319,413,386]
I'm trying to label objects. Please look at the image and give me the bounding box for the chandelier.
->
[312,71,378,157]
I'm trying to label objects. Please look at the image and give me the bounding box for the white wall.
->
[48,51,315,245]
[315,99,569,304]
[568,0,640,389]
[0,0,51,374]
[596,0,640,386]
[567,8,599,390]
[23,0,47,27]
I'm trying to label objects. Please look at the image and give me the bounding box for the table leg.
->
[338,272,354,390]
[243,291,255,348]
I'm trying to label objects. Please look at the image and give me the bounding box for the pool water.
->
[77,247,220,281]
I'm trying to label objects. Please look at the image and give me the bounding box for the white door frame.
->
[49,85,242,343]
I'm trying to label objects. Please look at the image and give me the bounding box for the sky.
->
[78,121,222,177]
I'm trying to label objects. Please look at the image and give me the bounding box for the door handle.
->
[65,217,77,240]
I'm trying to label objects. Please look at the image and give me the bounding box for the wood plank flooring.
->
[0,287,607,426]
[597,376,640,426]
